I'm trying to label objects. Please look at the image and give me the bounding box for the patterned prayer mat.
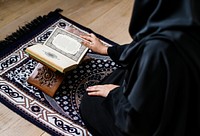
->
[0,9,119,136]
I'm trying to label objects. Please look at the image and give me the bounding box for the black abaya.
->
[80,0,200,135]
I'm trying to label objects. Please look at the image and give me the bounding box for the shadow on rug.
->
[0,9,120,136]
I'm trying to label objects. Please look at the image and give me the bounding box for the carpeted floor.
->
[0,9,120,136]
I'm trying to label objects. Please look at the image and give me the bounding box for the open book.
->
[25,27,88,73]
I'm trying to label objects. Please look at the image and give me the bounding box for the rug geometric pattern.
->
[0,9,119,136]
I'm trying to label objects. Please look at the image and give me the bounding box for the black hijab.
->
[129,0,200,39]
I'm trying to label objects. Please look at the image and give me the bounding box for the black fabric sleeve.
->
[107,44,130,64]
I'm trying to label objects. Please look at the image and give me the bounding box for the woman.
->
[80,0,200,135]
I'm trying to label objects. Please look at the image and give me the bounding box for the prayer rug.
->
[0,9,120,136]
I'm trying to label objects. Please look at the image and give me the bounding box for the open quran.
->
[25,27,88,73]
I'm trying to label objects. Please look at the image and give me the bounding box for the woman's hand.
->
[86,84,119,97]
[81,33,108,55]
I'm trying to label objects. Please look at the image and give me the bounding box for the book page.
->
[52,34,81,55]
[44,27,88,62]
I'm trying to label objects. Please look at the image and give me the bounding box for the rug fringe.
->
[0,8,63,48]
